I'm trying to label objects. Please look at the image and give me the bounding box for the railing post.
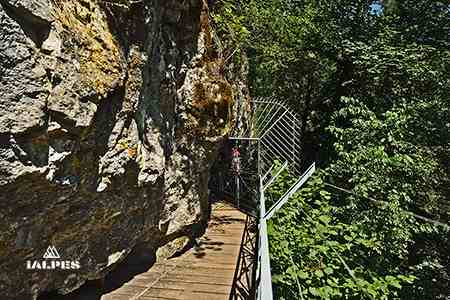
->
[257,176,273,300]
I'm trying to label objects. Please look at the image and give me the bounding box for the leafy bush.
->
[212,0,450,298]
[268,172,417,300]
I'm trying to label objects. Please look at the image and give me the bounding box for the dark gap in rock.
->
[40,47,53,55]
[108,159,140,191]
[101,0,146,57]
[208,139,232,201]
[37,290,62,300]
[0,133,10,147]
[12,134,49,167]
[93,84,126,157]
[46,69,63,88]
[0,0,51,48]
[12,123,48,139]
[38,244,156,300]
[47,110,78,134]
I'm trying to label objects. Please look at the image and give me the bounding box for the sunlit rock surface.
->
[0,0,240,298]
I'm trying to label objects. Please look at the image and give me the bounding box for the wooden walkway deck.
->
[100,204,246,300]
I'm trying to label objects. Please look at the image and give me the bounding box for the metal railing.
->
[226,97,315,300]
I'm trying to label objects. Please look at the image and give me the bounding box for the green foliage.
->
[268,172,417,300]
[211,1,249,64]
[212,2,249,44]
[213,0,450,298]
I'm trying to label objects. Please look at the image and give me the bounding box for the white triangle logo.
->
[43,246,60,259]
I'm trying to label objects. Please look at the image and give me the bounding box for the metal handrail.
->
[227,96,315,300]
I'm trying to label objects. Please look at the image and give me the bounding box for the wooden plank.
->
[141,288,229,300]
[147,274,233,285]
[102,285,147,296]
[104,204,246,300]
[151,280,231,294]
[168,267,236,278]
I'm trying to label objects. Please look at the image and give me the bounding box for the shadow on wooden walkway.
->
[45,203,246,300]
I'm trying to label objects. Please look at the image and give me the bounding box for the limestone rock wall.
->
[0,0,236,298]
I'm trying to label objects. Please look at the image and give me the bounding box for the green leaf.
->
[314,269,324,278]
[319,215,331,224]
[309,287,320,296]
[298,270,309,279]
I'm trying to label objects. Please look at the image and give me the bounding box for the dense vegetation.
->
[212,1,450,299]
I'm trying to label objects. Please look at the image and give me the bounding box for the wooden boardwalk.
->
[100,204,246,300]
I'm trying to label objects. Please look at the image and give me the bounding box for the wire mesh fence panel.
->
[219,96,314,300]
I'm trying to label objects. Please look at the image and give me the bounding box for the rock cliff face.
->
[0,0,239,298]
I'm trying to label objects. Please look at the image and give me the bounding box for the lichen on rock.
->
[0,0,246,299]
